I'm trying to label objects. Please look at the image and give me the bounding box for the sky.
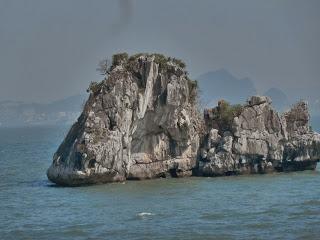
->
[0,0,319,104]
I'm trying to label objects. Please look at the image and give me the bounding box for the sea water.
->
[0,126,319,240]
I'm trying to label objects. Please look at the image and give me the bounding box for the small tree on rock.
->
[96,59,111,76]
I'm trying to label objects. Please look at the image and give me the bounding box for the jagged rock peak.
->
[283,100,310,137]
[47,53,202,186]
[246,95,272,106]
[199,96,320,176]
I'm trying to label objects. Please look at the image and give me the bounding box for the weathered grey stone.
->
[284,101,310,137]
[47,54,201,186]
[219,132,233,153]
[47,54,320,186]
[247,95,271,106]
[201,151,236,176]
[199,96,320,176]
[208,128,221,148]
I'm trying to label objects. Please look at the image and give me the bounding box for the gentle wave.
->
[137,212,154,217]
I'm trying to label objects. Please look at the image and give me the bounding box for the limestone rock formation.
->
[47,53,320,186]
[47,53,201,186]
[199,96,320,176]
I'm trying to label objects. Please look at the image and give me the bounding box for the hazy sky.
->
[0,0,319,103]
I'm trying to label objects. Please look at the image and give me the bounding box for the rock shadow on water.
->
[8,179,52,189]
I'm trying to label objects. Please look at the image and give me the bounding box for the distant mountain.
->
[196,69,320,132]
[263,87,289,111]
[310,99,320,116]
[310,99,320,132]
[0,94,88,127]
[311,115,320,132]
[197,69,257,107]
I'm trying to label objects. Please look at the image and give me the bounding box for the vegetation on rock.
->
[112,52,129,66]
[96,52,194,100]
[96,59,110,76]
[187,78,198,104]
[206,100,243,133]
[102,52,187,72]
[87,81,103,95]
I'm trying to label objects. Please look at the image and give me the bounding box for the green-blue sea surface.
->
[0,126,319,240]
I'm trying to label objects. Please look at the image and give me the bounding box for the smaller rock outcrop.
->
[199,96,320,176]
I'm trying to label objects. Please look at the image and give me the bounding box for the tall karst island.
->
[47,53,320,186]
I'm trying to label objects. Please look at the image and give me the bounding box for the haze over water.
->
[0,126,319,239]
[1,1,319,239]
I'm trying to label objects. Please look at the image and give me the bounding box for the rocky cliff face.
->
[47,53,320,186]
[47,54,201,186]
[199,96,320,176]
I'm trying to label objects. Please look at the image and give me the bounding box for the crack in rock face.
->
[47,54,320,186]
